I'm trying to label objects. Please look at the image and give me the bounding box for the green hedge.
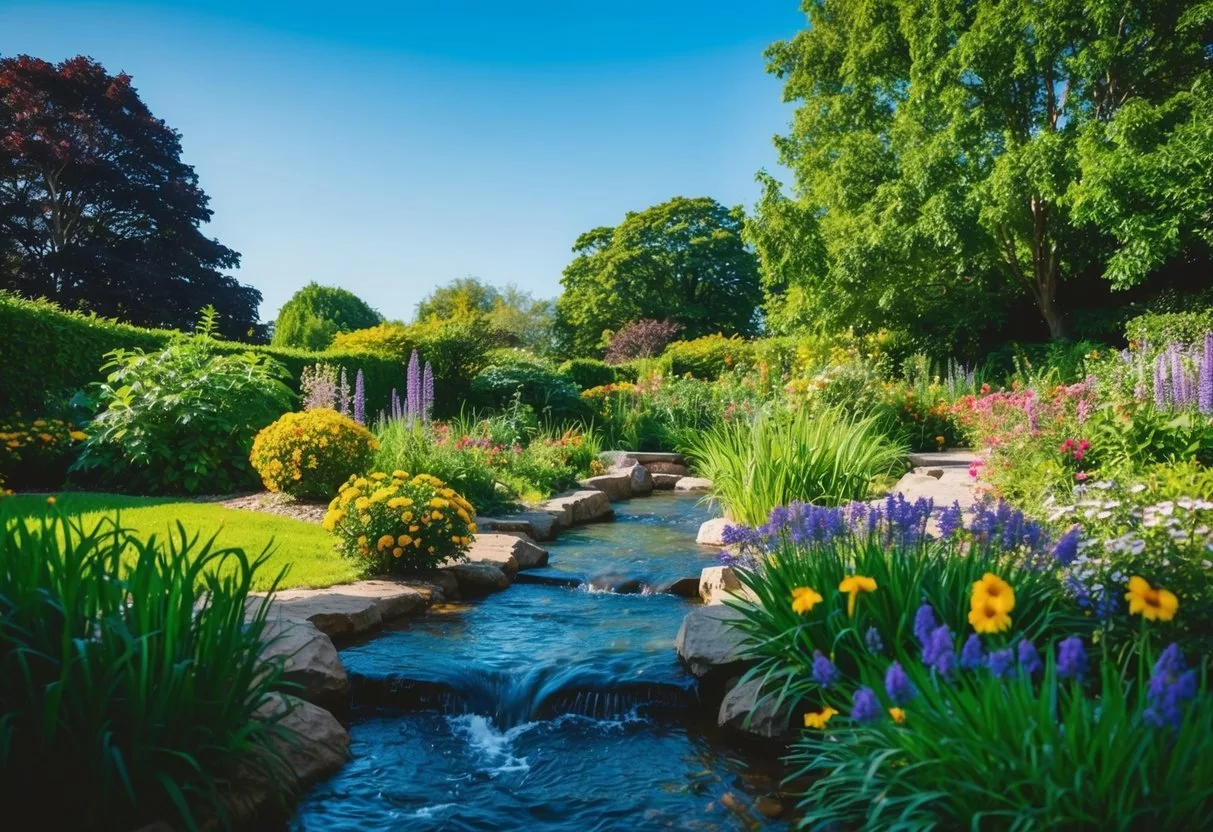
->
[663,334,755,380]
[558,358,616,390]
[1125,309,1213,348]
[0,293,404,418]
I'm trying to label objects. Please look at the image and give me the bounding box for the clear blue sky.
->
[0,1,803,322]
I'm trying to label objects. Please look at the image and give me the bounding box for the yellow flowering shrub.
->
[249,408,378,500]
[323,470,476,572]
[0,416,87,489]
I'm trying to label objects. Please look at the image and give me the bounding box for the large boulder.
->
[256,693,349,787]
[699,565,755,605]
[445,562,511,596]
[675,476,713,493]
[718,678,799,740]
[540,490,614,526]
[629,464,654,495]
[579,471,633,501]
[260,619,349,711]
[462,533,550,574]
[696,517,732,546]
[267,580,430,639]
[651,473,682,490]
[644,461,690,477]
[660,576,701,598]
[674,605,751,678]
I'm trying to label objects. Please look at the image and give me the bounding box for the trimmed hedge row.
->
[0,293,405,418]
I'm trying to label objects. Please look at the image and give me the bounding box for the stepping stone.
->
[907,450,977,468]
[627,451,687,465]
[267,580,430,639]
[644,461,690,476]
[540,489,614,525]
[651,473,682,489]
[462,533,550,574]
[675,476,712,492]
[579,470,633,501]
[674,605,752,678]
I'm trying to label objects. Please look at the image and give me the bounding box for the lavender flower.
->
[1144,643,1199,730]
[884,661,915,705]
[913,603,937,648]
[1199,332,1213,415]
[1056,636,1087,680]
[959,634,984,670]
[812,651,842,687]
[1017,639,1042,675]
[851,686,881,724]
[987,648,1015,679]
[422,361,434,422]
[406,349,422,420]
[1154,352,1168,408]
[937,501,963,540]
[1051,525,1081,566]
[1171,346,1187,407]
[864,626,885,656]
[925,625,955,676]
[353,369,366,425]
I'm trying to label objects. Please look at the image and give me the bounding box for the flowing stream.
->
[291,493,786,831]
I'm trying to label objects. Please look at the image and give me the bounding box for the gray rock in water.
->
[266,580,429,639]
[651,472,682,489]
[699,565,756,605]
[445,563,511,596]
[256,692,349,786]
[644,461,690,477]
[718,677,799,740]
[674,605,751,678]
[587,573,644,594]
[540,489,614,525]
[629,463,654,495]
[696,517,732,546]
[674,476,712,492]
[661,576,701,598]
[579,471,634,501]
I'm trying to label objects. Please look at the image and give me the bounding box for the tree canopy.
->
[555,196,761,356]
[0,55,262,339]
[751,0,1213,342]
[417,276,557,355]
[271,282,382,350]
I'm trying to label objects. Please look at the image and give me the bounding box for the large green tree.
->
[271,282,381,350]
[416,276,557,354]
[556,196,761,356]
[754,0,1213,340]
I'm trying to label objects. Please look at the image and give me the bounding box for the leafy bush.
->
[1126,309,1213,348]
[604,319,681,364]
[374,420,505,513]
[663,333,754,380]
[680,407,906,525]
[250,408,379,500]
[471,363,588,423]
[324,471,476,572]
[74,324,294,494]
[271,283,382,350]
[0,416,88,490]
[0,504,294,830]
[558,358,616,390]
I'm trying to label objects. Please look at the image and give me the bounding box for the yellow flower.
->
[971,573,1015,613]
[70,430,87,441]
[397,534,412,547]
[360,514,371,524]
[392,547,404,558]
[354,497,371,511]
[371,472,387,480]
[429,497,449,509]
[968,598,1012,634]
[357,535,368,547]
[409,524,420,532]
[803,707,837,730]
[838,575,877,618]
[1125,576,1178,622]
[377,534,395,550]
[791,586,823,614]
[889,707,906,724]
[46,496,56,506]
[431,510,444,521]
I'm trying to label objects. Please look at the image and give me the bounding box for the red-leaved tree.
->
[604,318,681,364]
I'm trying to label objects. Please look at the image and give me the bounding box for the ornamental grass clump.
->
[324,470,476,572]
[250,408,379,500]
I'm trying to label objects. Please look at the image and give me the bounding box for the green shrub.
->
[663,334,754,380]
[0,504,294,830]
[373,420,506,514]
[1125,308,1213,347]
[73,322,294,494]
[471,363,588,424]
[558,358,616,390]
[680,407,906,525]
[250,409,379,500]
[271,282,381,350]
[0,416,88,490]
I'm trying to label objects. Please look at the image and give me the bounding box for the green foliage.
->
[0,416,87,490]
[250,408,379,500]
[558,358,617,390]
[471,363,588,424]
[1125,308,1213,347]
[555,196,761,356]
[663,334,754,380]
[416,276,501,320]
[0,505,294,830]
[373,420,505,514]
[417,278,558,355]
[679,407,906,525]
[271,282,381,350]
[73,328,294,494]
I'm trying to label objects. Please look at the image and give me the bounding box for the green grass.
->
[3,492,357,590]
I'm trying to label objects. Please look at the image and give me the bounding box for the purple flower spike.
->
[812,651,842,687]
[422,361,434,422]
[1056,636,1087,680]
[1199,332,1213,415]
[1017,639,1043,676]
[960,634,984,671]
[353,369,366,425]
[884,661,915,705]
[925,625,955,676]
[1051,525,1081,566]
[406,349,422,420]
[851,687,881,724]
[987,648,1015,679]
[913,603,937,648]
[1144,643,1198,730]
[864,626,884,656]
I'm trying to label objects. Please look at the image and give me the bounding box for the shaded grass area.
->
[3,492,358,590]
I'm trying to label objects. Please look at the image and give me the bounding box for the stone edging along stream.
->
[245,451,714,819]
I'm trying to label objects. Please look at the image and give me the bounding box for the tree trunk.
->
[1037,285,1068,340]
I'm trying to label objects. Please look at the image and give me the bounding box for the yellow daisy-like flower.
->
[791,586,823,614]
[377,534,395,550]
[354,497,371,511]
[968,598,1012,634]
[838,575,877,618]
[971,573,1015,613]
[431,510,444,521]
[392,469,408,479]
[357,535,368,547]
[69,430,87,441]
[397,534,412,547]
[803,707,837,730]
[889,707,906,724]
[409,524,420,533]
[1125,576,1178,622]
[371,472,387,481]
[392,547,404,557]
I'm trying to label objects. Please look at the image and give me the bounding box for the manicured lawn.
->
[4,492,359,590]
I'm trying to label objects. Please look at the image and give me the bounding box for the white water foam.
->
[446,714,538,776]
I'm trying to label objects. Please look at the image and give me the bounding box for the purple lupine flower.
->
[406,349,422,420]
[885,661,915,705]
[422,361,434,422]
[390,388,402,421]
[1144,643,1198,729]
[812,651,842,687]
[1051,525,1081,566]
[925,625,955,676]
[1199,332,1213,415]
[338,367,351,416]
[720,523,762,550]
[1017,639,1042,675]
[1153,351,1168,408]
[353,369,366,425]
[960,634,984,671]
[850,687,882,723]
[1056,636,1087,680]
[1171,346,1187,407]
[914,603,937,648]
[987,648,1015,679]
[937,501,963,540]
[864,626,885,656]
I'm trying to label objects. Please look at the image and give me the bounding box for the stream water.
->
[291,493,787,831]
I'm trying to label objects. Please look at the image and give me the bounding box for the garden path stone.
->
[718,678,798,740]
[267,580,430,639]
[260,618,349,711]
[540,489,614,525]
[445,562,511,596]
[579,470,634,501]
[907,450,976,468]
[696,517,732,546]
[675,476,713,492]
[627,451,688,465]
[480,511,561,541]
[674,605,752,678]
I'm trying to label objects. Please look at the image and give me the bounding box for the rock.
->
[651,473,682,489]
[699,565,753,605]
[674,476,712,492]
[587,573,644,594]
[674,605,751,678]
[540,489,614,525]
[579,471,633,501]
[626,451,687,465]
[644,461,690,477]
[445,562,511,596]
[267,581,429,639]
[516,511,561,541]
[629,463,654,495]
[508,538,549,569]
[260,619,348,711]
[599,451,640,470]
[696,517,732,546]
[462,533,549,574]
[415,569,460,600]
[907,450,976,468]
[719,792,752,820]
[256,693,349,787]
[513,572,583,589]
[754,796,784,819]
[661,576,701,598]
[718,678,798,740]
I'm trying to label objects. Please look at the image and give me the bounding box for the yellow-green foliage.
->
[0,416,88,489]
[250,409,378,500]
[663,334,755,380]
[323,470,476,572]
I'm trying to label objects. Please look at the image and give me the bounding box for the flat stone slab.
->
[644,461,690,476]
[445,562,511,596]
[651,472,682,489]
[907,450,977,468]
[675,605,751,678]
[463,533,549,573]
[696,517,732,546]
[579,471,633,501]
[627,451,687,465]
[891,469,977,511]
[268,580,430,639]
[675,476,712,492]
[260,618,349,711]
[539,489,614,525]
